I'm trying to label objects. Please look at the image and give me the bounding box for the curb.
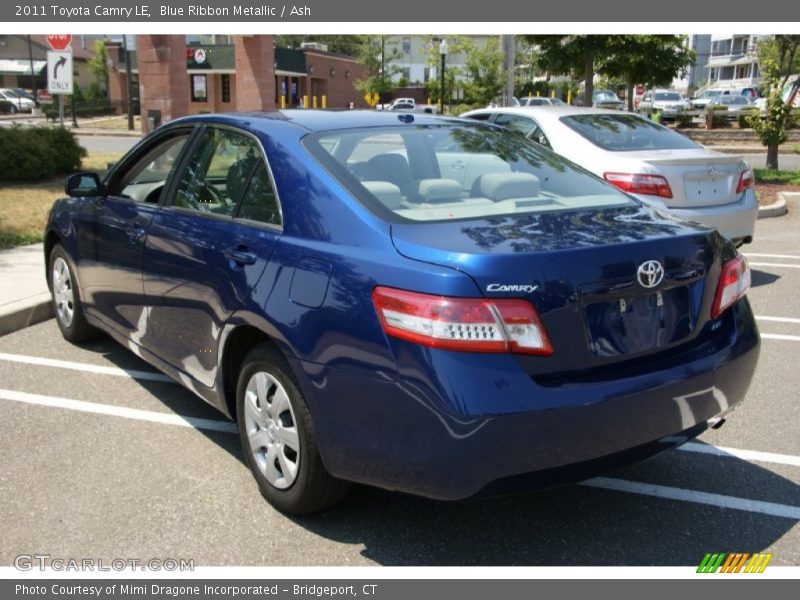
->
[757,195,790,219]
[0,293,53,337]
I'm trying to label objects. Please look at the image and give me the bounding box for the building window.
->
[191,75,208,102]
[423,66,430,82]
[221,74,231,103]
[402,37,411,54]
[709,68,716,80]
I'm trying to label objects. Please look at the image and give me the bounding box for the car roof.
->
[464,105,630,123]
[171,109,459,134]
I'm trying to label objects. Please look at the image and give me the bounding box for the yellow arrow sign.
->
[364,92,380,107]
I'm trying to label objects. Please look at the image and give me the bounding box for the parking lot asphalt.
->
[0,205,799,567]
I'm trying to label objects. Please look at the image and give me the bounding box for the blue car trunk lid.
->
[390,204,726,374]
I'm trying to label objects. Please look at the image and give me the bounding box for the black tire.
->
[236,343,351,515]
[49,244,97,342]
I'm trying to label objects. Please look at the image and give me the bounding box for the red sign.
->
[635,84,645,95]
[37,90,53,104]
[46,35,72,51]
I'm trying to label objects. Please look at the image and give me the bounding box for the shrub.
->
[451,103,474,116]
[0,126,86,181]
[737,114,752,129]
[675,112,694,128]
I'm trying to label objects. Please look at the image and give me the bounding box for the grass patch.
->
[754,168,800,185]
[0,151,123,250]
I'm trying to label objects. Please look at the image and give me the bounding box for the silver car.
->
[707,95,759,120]
[462,105,758,245]
[638,89,691,120]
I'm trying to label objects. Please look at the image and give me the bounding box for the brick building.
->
[108,35,367,133]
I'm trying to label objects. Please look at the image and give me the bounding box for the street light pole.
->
[439,38,447,115]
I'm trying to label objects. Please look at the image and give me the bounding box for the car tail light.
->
[711,255,751,319]
[603,172,673,199]
[736,168,754,193]
[372,287,553,355]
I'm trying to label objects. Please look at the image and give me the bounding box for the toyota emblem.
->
[637,260,665,289]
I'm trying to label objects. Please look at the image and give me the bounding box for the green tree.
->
[525,35,618,106]
[748,37,800,170]
[87,39,111,99]
[354,36,403,105]
[602,36,695,111]
[462,37,505,105]
[274,35,365,57]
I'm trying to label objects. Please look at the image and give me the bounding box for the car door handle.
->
[224,247,257,265]
[125,224,146,244]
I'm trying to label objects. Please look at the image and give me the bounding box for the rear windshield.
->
[561,113,701,151]
[654,92,683,101]
[305,124,632,223]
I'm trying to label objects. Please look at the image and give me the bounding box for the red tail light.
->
[736,168,754,194]
[372,287,553,355]
[711,255,751,319]
[603,172,673,199]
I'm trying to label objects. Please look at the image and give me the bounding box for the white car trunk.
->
[609,149,746,209]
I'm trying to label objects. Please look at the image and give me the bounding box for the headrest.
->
[476,172,540,201]
[361,181,403,210]
[412,178,462,203]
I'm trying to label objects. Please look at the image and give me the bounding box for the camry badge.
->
[486,283,538,293]
[637,260,664,289]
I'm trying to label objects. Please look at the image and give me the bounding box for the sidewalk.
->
[0,113,142,137]
[0,243,52,336]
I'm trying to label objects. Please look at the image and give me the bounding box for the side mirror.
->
[65,172,102,197]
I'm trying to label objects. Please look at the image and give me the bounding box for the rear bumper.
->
[639,188,758,242]
[292,300,760,501]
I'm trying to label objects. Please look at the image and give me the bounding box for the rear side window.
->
[561,114,700,151]
[237,160,281,226]
[305,124,632,223]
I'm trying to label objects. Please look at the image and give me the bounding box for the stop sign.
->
[46,35,72,51]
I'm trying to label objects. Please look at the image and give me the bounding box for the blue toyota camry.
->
[45,110,760,514]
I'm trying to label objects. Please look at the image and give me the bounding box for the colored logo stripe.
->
[697,553,773,573]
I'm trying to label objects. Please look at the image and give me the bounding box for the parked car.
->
[706,95,759,120]
[0,88,35,113]
[574,89,626,110]
[637,89,691,120]
[691,89,724,111]
[10,87,36,102]
[519,96,567,107]
[487,96,520,108]
[46,111,759,514]
[461,105,758,245]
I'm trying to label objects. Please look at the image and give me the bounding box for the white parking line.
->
[581,478,800,520]
[1,386,798,520]
[745,253,800,260]
[748,262,800,269]
[678,442,800,467]
[756,316,800,325]
[761,333,800,342]
[0,352,175,383]
[0,388,236,433]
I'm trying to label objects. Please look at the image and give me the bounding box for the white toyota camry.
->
[461,105,758,245]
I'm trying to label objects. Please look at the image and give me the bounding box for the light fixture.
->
[330,67,336,77]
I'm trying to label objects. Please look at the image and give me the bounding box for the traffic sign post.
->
[47,50,73,128]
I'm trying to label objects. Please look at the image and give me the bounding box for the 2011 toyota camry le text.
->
[45,110,760,515]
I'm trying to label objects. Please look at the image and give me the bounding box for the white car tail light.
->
[736,168,754,194]
[603,172,673,199]
[711,255,751,319]
[372,287,553,355]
